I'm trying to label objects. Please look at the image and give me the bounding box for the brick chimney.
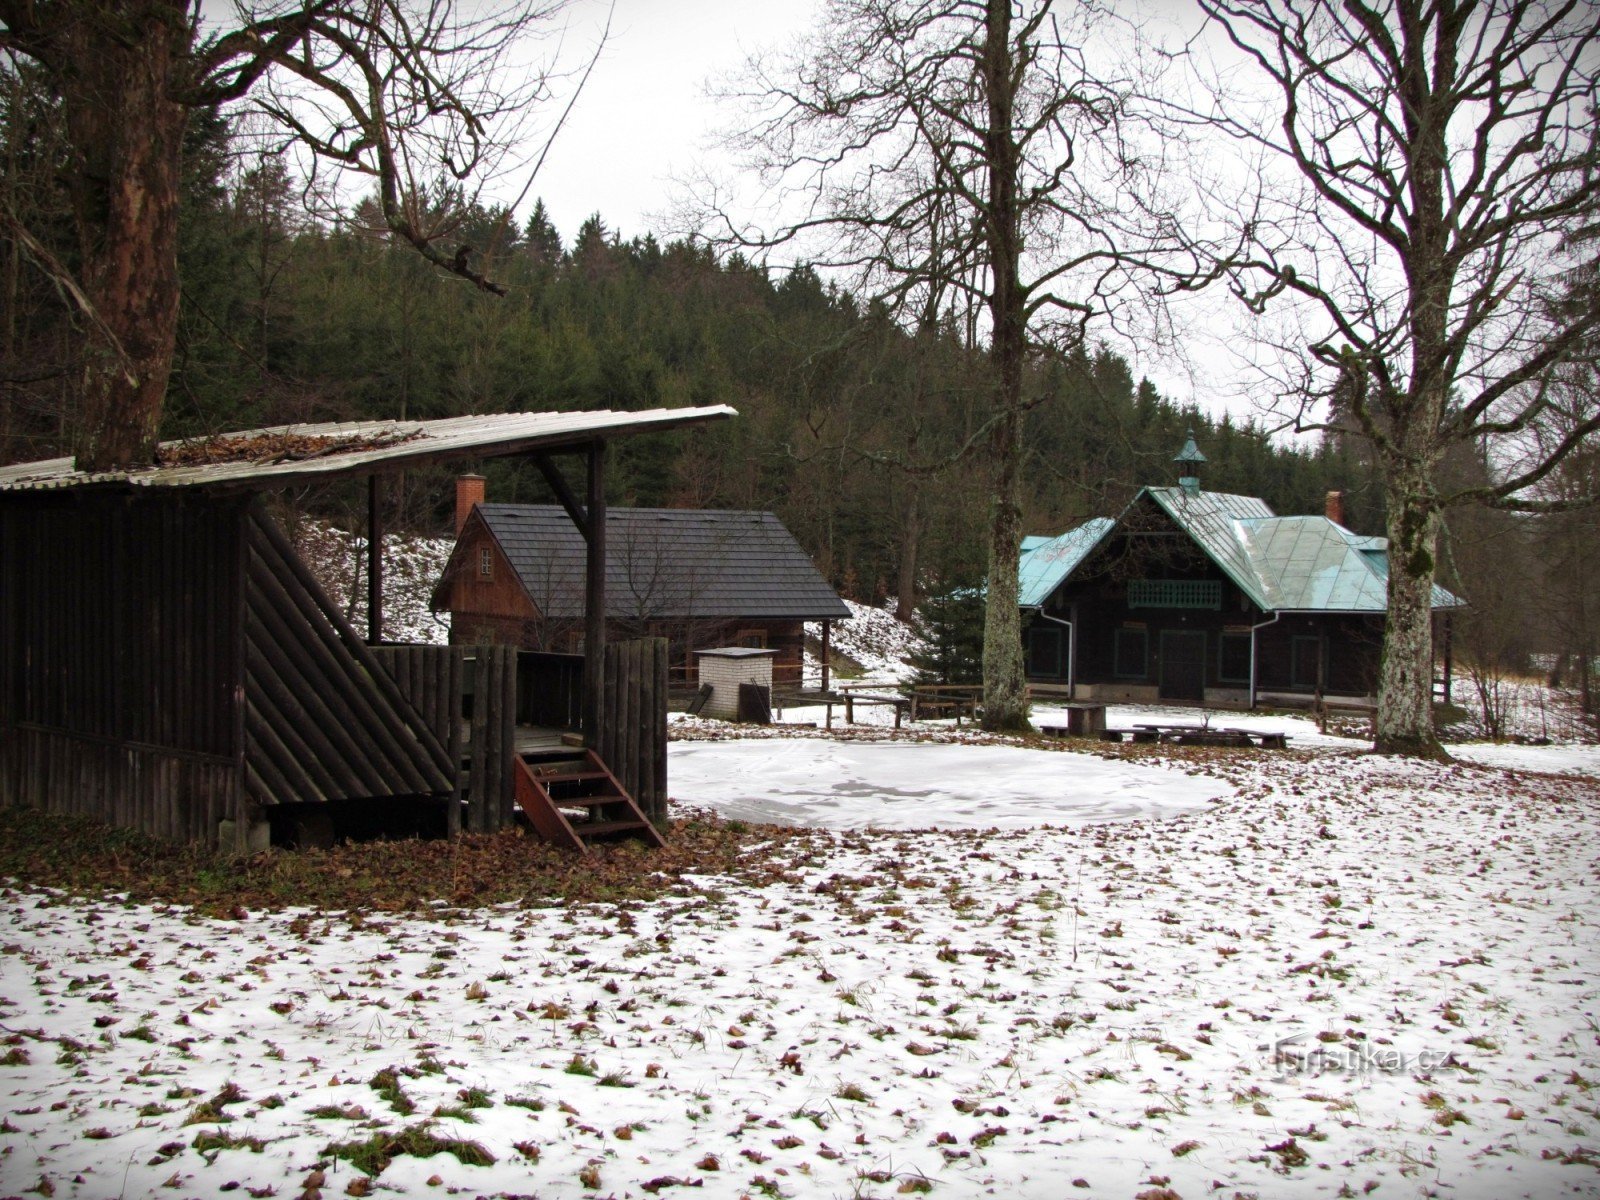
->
[455,474,486,535]
[1324,489,1346,527]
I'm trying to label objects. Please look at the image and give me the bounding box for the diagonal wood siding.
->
[242,506,453,807]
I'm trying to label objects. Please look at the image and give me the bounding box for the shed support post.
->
[367,473,383,645]
[820,620,831,693]
[583,440,607,744]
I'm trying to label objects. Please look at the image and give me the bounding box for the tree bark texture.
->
[977,0,1030,733]
[1374,455,1445,756]
[55,3,191,471]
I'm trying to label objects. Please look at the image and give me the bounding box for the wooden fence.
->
[374,639,668,835]
[371,644,516,835]
[597,638,669,821]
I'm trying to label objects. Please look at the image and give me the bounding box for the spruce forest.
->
[2,101,1381,617]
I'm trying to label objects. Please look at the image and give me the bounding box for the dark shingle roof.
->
[472,506,850,621]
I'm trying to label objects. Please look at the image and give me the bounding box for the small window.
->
[736,629,767,649]
[477,546,494,581]
[1218,633,1251,683]
[1114,628,1147,679]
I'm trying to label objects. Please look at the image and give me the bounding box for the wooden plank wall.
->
[3,729,235,843]
[371,644,515,835]
[0,492,244,844]
[598,638,668,821]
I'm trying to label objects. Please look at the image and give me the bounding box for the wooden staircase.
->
[512,748,667,854]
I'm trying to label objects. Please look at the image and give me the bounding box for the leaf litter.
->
[0,740,1597,1198]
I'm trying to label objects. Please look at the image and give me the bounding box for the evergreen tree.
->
[907,585,986,688]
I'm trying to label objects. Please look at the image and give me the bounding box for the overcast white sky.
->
[526,0,819,245]
[516,0,1254,424]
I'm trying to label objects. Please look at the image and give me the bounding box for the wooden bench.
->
[842,691,911,728]
[907,685,983,725]
[1126,723,1289,749]
[1313,698,1377,734]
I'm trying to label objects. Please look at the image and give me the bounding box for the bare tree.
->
[702,0,1206,731]
[1193,0,1600,755]
[0,0,571,471]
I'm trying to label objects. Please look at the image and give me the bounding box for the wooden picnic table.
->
[1038,701,1109,739]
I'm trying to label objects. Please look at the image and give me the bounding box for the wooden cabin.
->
[0,408,732,851]
[433,495,850,688]
[1019,436,1464,707]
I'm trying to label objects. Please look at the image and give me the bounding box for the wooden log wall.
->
[465,646,517,834]
[0,492,244,844]
[242,508,453,809]
[371,644,516,835]
[597,638,669,821]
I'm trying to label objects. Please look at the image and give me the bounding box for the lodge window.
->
[1218,633,1251,684]
[1113,628,1147,679]
[1128,579,1222,610]
[478,546,494,581]
[1028,627,1063,677]
[736,629,767,649]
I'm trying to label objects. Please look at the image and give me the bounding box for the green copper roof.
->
[1018,519,1116,607]
[1020,487,1465,614]
[1173,430,1207,465]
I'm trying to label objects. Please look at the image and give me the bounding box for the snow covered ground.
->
[4,741,1599,1199]
[806,600,927,685]
[668,740,1229,829]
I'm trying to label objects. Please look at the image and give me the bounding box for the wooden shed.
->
[433,502,851,689]
[0,408,732,850]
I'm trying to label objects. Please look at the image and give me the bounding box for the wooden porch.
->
[371,639,668,850]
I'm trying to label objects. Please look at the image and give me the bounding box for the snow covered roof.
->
[449,505,851,622]
[1023,487,1464,613]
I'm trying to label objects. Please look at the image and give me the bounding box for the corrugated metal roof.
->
[0,407,736,493]
[466,505,851,622]
[1022,487,1465,613]
[1018,518,1115,606]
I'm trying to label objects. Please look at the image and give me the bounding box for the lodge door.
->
[1159,631,1206,701]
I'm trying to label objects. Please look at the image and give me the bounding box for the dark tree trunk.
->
[895,483,921,623]
[977,0,1029,733]
[56,3,192,471]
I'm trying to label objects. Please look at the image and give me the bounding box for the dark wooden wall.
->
[371,643,517,835]
[0,491,246,842]
[598,638,669,820]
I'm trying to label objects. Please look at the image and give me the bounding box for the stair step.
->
[575,819,653,837]
[512,748,666,853]
[550,794,625,809]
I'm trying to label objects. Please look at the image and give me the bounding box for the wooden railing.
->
[518,651,583,731]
